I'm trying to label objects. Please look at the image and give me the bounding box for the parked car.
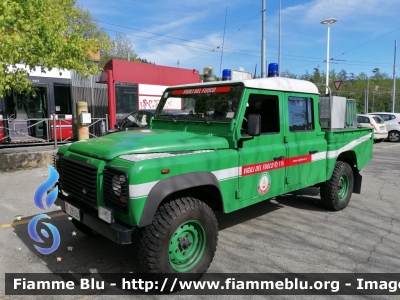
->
[108,109,188,134]
[369,112,400,142]
[356,114,388,143]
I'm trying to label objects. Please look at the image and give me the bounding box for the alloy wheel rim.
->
[389,132,400,142]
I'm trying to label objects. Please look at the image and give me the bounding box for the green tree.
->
[281,70,298,78]
[99,33,154,67]
[0,0,111,97]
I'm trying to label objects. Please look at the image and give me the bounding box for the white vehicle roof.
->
[170,77,319,95]
[370,112,400,115]
[357,114,384,121]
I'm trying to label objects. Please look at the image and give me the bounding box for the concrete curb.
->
[0,150,57,171]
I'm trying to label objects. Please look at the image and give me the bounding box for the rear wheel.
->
[138,197,218,277]
[388,131,400,142]
[320,161,354,211]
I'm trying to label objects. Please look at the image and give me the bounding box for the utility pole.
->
[392,40,397,112]
[278,0,281,76]
[365,77,369,114]
[261,0,266,78]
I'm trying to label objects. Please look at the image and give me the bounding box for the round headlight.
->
[111,175,126,196]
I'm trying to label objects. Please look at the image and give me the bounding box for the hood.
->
[67,129,229,160]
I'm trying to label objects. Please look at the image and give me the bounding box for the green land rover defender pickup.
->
[54,77,373,276]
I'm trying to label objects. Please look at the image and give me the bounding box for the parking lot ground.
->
[0,142,400,299]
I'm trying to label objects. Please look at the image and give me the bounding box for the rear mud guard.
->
[353,170,362,194]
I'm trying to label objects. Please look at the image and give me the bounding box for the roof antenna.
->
[219,6,228,78]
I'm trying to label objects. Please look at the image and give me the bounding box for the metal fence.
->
[0,71,110,148]
[0,115,108,149]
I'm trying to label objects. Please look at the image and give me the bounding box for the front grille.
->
[103,168,129,213]
[53,153,63,174]
[58,156,98,205]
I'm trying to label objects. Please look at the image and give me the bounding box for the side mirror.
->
[247,114,261,136]
[114,123,120,129]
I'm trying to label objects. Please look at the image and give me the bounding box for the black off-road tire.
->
[71,218,99,237]
[138,197,218,278]
[320,161,354,211]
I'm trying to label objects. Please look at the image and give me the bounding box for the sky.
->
[77,0,400,79]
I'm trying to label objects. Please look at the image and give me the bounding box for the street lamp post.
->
[261,0,266,78]
[366,68,380,113]
[321,18,337,95]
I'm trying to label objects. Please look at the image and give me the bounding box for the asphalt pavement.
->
[0,141,399,299]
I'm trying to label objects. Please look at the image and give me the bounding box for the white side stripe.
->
[212,167,240,181]
[129,181,159,199]
[128,167,240,199]
[311,151,327,161]
[127,133,372,199]
[327,133,372,159]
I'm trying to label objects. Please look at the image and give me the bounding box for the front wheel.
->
[138,197,218,277]
[374,139,384,143]
[320,161,354,211]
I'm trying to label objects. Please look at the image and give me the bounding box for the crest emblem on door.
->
[257,172,271,195]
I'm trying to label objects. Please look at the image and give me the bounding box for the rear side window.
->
[379,114,395,121]
[372,116,384,124]
[357,116,369,123]
[380,114,390,121]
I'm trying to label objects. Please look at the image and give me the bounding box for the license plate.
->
[380,126,385,130]
[65,202,81,221]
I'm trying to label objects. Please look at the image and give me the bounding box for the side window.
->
[54,85,71,115]
[373,116,384,124]
[379,114,389,121]
[389,115,396,121]
[115,83,138,114]
[357,116,368,123]
[288,96,314,132]
[245,94,280,134]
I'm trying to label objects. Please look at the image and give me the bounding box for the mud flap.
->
[353,171,362,194]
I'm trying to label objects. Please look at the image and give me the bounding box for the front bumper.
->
[55,194,135,245]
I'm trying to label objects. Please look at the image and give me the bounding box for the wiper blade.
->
[200,116,211,125]
[191,113,211,125]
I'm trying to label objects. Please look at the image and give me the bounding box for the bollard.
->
[53,114,57,149]
[105,114,108,134]
[76,102,89,141]
[101,120,105,135]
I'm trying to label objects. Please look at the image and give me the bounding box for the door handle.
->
[273,156,285,161]
[309,150,318,154]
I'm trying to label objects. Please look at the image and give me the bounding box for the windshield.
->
[120,110,154,129]
[372,116,384,124]
[155,85,244,122]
